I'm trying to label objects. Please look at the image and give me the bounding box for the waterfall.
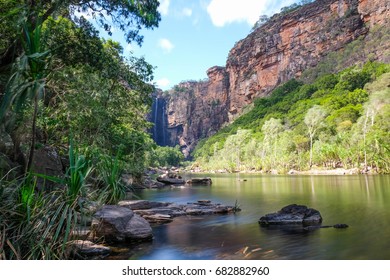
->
[151,96,168,146]
[153,97,158,140]
[162,101,166,146]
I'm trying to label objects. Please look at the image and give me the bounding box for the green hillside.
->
[193,61,390,173]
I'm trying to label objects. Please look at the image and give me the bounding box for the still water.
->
[114,174,390,260]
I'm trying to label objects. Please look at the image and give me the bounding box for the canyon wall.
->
[158,0,390,157]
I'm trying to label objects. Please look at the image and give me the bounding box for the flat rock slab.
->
[118,200,171,210]
[259,204,322,225]
[118,200,240,223]
[143,214,174,223]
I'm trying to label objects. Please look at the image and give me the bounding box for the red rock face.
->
[166,67,229,157]
[163,0,390,157]
[358,0,390,27]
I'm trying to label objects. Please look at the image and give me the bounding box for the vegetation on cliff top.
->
[193,61,390,173]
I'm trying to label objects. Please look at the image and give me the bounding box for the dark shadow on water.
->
[259,224,319,235]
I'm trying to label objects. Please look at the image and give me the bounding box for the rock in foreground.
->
[259,204,322,225]
[91,205,152,243]
[69,240,111,258]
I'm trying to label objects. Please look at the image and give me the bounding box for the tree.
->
[0,0,161,70]
[0,20,51,173]
[360,73,390,170]
[0,1,159,174]
[223,129,251,171]
[262,118,283,168]
[251,15,269,31]
[304,105,327,168]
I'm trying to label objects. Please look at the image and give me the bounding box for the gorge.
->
[150,0,390,157]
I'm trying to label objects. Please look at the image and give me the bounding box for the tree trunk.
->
[309,135,313,168]
[26,93,39,173]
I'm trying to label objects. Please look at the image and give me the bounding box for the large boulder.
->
[259,204,322,225]
[91,205,152,243]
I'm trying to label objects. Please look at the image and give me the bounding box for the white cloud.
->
[158,0,170,16]
[182,8,193,17]
[125,43,135,53]
[158,38,174,53]
[207,0,298,27]
[156,78,170,89]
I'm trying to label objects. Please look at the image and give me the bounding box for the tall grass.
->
[97,151,126,204]
[0,174,78,259]
[0,141,93,259]
[65,140,93,203]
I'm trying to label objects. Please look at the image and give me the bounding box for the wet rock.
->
[91,205,152,243]
[186,178,212,185]
[157,173,185,185]
[118,200,240,223]
[70,240,111,258]
[143,214,173,224]
[196,200,211,205]
[259,204,322,225]
[333,223,349,229]
[125,214,154,240]
[118,200,171,210]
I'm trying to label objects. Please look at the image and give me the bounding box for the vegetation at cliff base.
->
[193,62,390,173]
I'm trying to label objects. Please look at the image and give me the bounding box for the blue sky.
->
[105,0,301,90]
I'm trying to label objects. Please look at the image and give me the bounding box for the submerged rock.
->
[333,223,349,229]
[91,205,152,243]
[259,204,322,225]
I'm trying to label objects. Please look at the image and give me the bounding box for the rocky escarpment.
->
[162,67,229,156]
[156,0,390,157]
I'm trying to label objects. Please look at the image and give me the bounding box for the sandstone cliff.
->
[154,0,390,157]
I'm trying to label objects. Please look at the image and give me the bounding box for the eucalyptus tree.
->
[261,118,283,168]
[304,105,327,168]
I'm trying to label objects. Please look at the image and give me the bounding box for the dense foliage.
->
[147,145,185,168]
[0,0,161,259]
[193,62,390,173]
[0,0,160,176]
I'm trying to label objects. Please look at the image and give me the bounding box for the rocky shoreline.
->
[183,167,377,175]
[71,199,240,259]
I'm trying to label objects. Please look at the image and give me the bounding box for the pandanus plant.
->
[0,18,51,173]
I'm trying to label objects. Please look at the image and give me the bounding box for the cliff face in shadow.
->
[155,0,390,157]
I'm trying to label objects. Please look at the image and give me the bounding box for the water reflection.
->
[109,175,390,260]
